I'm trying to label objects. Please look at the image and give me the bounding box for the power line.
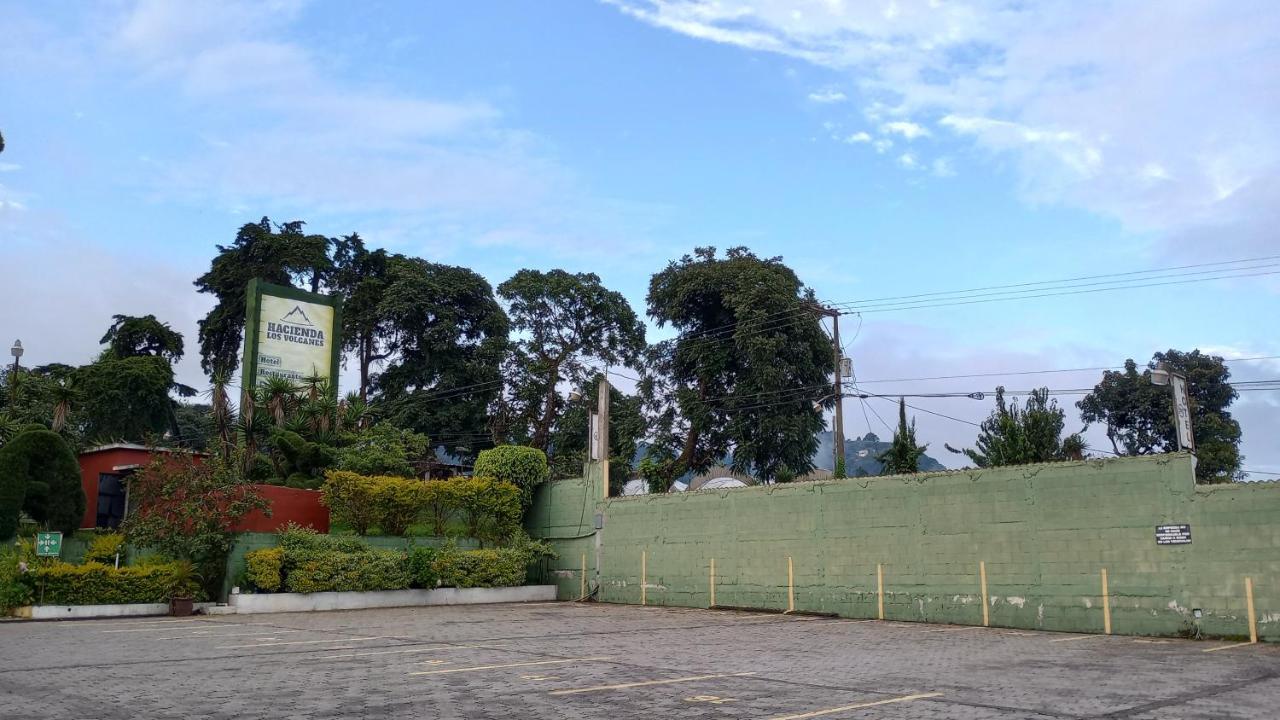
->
[853,355,1280,385]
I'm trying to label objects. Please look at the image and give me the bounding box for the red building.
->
[77,444,328,533]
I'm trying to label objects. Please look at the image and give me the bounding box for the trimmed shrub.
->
[373,477,425,536]
[433,546,527,589]
[407,546,439,589]
[320,471,380,535]
[84,533,127,565]
[421,480,457,536]
[472,446,549,508]
[0,548,33,612]
[451,476,521,546]
[24,561,200,605]
[284,550,410,593]
[0,428,85,539]
[245,547,284,592]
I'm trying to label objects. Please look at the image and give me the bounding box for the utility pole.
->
[811,308,845,477]
[597,374,610,499]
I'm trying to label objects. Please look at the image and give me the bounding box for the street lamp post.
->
[1150,360,1195,452]
[9,339,22,406]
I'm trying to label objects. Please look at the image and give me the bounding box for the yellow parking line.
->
[102,623,218,633]
[1049,635,1103,643]
[155,629,301,641]
[409,656,611,676]
[217,636,384,649]
[923,626,985,634]
[321,643,510,660]
[767,692,943,719]
[822,619,877,626]
[1203,642,1255,653]
[549,672,756,695]
[95,619,210,628]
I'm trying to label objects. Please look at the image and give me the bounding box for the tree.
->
[122,450,268,598]
[498,269,646,452]
[0,427,85,538]
[878,398,927,475]
[372,257,509,458]
[472,445,549,510]
[173,403,213,451]
[947,387,1086,467]
[76,355,175,443]
[641,247,833,485]
[194,217,333,374]
[330,234,394,402]
[547,378,645,484]
[1078,350,1242,482]
[99,314,185,363]
[333,421,429,477]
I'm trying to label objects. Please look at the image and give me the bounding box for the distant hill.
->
[811,430,947,476]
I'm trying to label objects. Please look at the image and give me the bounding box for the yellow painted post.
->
[1246,577,1258,644]
[980,561,990,627]
[580,553,587,601]
[709,558,716,608]
[1101,568,1112,635]
[877,563,885,621]
[641,550,647,606]
[787,556,795,613]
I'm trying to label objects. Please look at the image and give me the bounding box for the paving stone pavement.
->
[1,603,1277,719]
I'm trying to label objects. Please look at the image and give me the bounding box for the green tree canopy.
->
[547,377,645,484]
[947,387,1086,468]
[878,398,928,475]
[640,247,832,485]
[1078,349,1242,482]
[498,269,645,452]
[372,256,509,459]
[330,234,394,402]
[100,314,185,363]
[194,217,333,374]
[0,427,85,538]
[76,355,175,443]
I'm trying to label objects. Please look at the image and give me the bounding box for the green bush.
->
[0,427,86,539]
[433,545,530,589]
[373,477,425,536]
[451,476,521,545]
[0,548,33,612]
[473,446,549,508]
[320,471,381,535]
[85,532,127,565]
[24,561,200,605]
[271,429,336,489]
[284,550,410,593]
[407,546,438,589]
[245,547,284,592]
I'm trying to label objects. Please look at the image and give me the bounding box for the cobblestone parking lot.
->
[1,602,1277,719]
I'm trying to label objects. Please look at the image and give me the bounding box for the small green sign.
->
[35,531,63,557]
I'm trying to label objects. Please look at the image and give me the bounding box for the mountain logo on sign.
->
[281,305,313,326]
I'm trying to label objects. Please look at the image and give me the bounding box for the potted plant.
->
[168,561,198,617]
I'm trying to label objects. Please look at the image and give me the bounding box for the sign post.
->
[35,531,63,558]
[240,279,342,398]
[1170,375,1194,451]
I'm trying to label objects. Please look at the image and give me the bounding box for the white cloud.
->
[0,163,21,173]
[932,157,955,178]
[872,138,893,154]
[610,1,1280,251]
[808,88,847,103]
[897,153,918,169]
[844,131,872,144]
[881,121,929,140]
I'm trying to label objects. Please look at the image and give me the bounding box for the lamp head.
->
[9,340,21,360]
[1150,361,1171,386]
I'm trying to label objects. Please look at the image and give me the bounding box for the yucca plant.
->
[49,377,80,433]
[258,375,299,426]
[205,368,236,461]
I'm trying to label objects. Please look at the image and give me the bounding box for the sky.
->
[1,0,1277,476]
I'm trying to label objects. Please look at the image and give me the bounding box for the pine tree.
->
[878,398,927,475]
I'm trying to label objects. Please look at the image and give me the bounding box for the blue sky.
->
[1,1,1277,474]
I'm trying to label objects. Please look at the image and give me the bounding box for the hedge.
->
[23,561,200,605]
[321,471,521,541]
[285,550,411,593]
[0,427,85,539]
[473,446,548,508]
[245,547,284,592]
[0,550,32,612]
[433,546,528,589]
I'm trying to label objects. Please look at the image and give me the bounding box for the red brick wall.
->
[234,485,330,533]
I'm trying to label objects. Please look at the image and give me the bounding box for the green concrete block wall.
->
[529,454,1280,641]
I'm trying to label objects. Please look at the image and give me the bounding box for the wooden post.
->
[580,553,587,601]
[641,550,647,606]
[787,556,795,613]
[597,376,610,500]
[1101,568,1112,635]
[1246,577,1258,644]
[877,563,885,621]
[980,561,989,628]
[709,558,716,608]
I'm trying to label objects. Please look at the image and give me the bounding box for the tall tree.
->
[194,217,333,374]
[546,377,646,483]
[75,356,175,443]
[1078,349,1242,482]
[947,387,1086,467]
[640,247,833,485]
[372,256,509,458]
[99,314,185,363]
[878,398,927,475]
[499,269,646,452]
[331,234,394,402]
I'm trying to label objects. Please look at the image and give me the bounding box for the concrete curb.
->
[227,585,557,614]
[14,602,221,620]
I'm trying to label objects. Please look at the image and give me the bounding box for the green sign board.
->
[241,279,342,398]
[35,531,63,557]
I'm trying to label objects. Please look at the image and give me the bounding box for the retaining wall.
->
[527,454,1280,640]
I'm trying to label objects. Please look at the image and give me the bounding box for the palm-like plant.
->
[258,375,299,426]
[205,368,236,460]
[236,386,267,476]
[0,412,20,447]
[338,392,373,433]
[49,377,79,433]
[300,370,326,403]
